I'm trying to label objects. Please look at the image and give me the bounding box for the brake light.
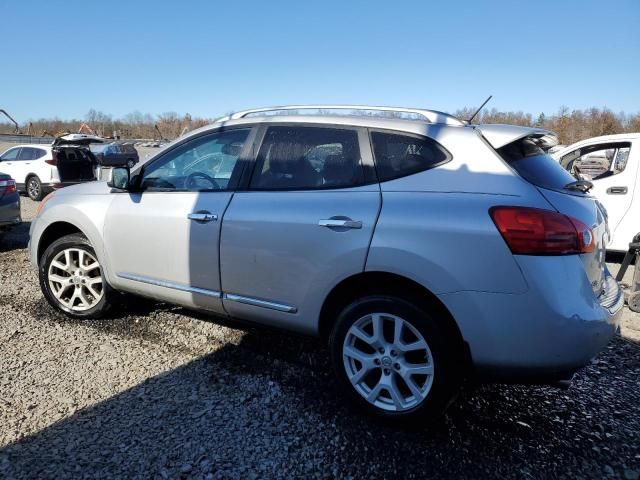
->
[45,151,57,166]
[490,206,595,255]
[0,178,17,195]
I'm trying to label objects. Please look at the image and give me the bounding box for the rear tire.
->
[39,233,116,319]
[26,176,44,201]
[126,159,135,169]
[329,295,461,423]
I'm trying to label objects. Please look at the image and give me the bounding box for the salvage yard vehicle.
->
[29,105,623,422]
[90,142,139,168]
[552,133,639,252]
[0,133,100,200]
[0,174,20,232]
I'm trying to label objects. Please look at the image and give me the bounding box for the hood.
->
[476,124,558,151]
[52,133,105,147]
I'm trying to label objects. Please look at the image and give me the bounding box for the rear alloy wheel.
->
[39,233,115,318]
[126,159,135,169]
[330,296,461,423]
[27,176,43,201]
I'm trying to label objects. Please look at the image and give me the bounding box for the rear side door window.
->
[250,126,364,190]
[370,131,450,182]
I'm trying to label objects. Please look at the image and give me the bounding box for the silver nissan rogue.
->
[29,105,623,422]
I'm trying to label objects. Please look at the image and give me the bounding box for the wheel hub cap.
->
[343,312,435,412]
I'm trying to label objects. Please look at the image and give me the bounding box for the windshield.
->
[497,137,577,191]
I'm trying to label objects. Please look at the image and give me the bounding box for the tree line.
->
[2,106,639,145]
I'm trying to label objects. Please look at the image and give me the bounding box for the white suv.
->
[0,135,98,200]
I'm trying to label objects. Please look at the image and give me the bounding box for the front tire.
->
[26,176,44,201]
[39,233,115,319]
[329,295,461,423]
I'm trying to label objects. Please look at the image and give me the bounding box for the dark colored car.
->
[0,174,20,232]
[91,142,139,168]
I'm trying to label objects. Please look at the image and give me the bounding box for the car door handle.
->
[188,212,218,223]
[318,219,362,229]
[606,186,628,195]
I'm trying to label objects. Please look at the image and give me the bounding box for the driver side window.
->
[560,142,631,181]
[141,128,251,192]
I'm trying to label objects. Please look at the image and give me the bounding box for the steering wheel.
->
[185,171,220,190]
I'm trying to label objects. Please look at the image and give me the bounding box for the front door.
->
[220,124,381,333]
[560,141,637,247]
[103,127,254,312]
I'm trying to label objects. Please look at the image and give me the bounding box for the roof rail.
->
[219,105,464,125]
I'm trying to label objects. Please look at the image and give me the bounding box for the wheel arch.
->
[318,271,470,365]
[36,221,85,266]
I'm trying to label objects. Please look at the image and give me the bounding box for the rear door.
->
[220,124,380,333]
[103,127,255,313]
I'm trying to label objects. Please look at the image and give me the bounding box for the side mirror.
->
[107,166,130,190]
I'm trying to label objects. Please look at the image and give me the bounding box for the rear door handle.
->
[188,212,218,223]
[606,186,628,195]
[318,219,362,229]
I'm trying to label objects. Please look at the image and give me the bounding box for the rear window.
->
[497,137,576,191]
[370,131,450,182]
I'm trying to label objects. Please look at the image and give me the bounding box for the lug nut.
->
[390,350,397,356]
[383,369,390,376]
[378,348,385,354]
[394,363,400,370]
[374,358,381,365]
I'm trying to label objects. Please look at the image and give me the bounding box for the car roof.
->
[2,144,52,149]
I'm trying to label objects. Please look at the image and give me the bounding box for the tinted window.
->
[18,147,46,160]
[1,148,21,161]
[141,129,250,192]
[251,126,363,190]
[498,137,576,190]
[370,132,450,182]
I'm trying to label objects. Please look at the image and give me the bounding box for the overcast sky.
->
[2,0,639,121]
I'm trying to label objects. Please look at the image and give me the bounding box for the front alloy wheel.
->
[27,176,43,201]
[39,233,115,318]
[48,248,104,311]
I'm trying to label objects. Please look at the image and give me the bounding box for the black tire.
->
[329,295,461,423]
[39,233,115,319]
[26,176,44,201]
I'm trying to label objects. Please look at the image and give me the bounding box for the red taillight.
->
[0,178,17,196]
[45,151,57,166]
[490,206,595,255]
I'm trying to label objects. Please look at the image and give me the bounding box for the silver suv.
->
[29,105,623,422]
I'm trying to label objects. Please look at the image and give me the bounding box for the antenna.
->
[467,95,493,124]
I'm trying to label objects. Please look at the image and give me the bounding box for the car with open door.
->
[0,134,100,200]
[552,133,640,252]
[28,106,622,423]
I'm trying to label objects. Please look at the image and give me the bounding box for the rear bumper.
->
[0,193,21,228]
[439,255,623,382]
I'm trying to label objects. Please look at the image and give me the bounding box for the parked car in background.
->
[29,105,622,422]
[91,142,139,168]
[552,133,639,252]
[0,174,20,233]
[0,134,100,200]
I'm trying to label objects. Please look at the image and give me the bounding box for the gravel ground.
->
[1,198,639,479]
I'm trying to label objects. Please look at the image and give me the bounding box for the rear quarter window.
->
[370,131,450,182]
[497,137,576,191]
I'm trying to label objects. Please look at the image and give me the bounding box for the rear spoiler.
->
[476,124,559,151]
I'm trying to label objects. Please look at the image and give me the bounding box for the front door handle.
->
[318,219,362,229]
[188,212,218,223]
[606,186,628,195]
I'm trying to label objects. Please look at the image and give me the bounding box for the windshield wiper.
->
[564,179,593,193]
